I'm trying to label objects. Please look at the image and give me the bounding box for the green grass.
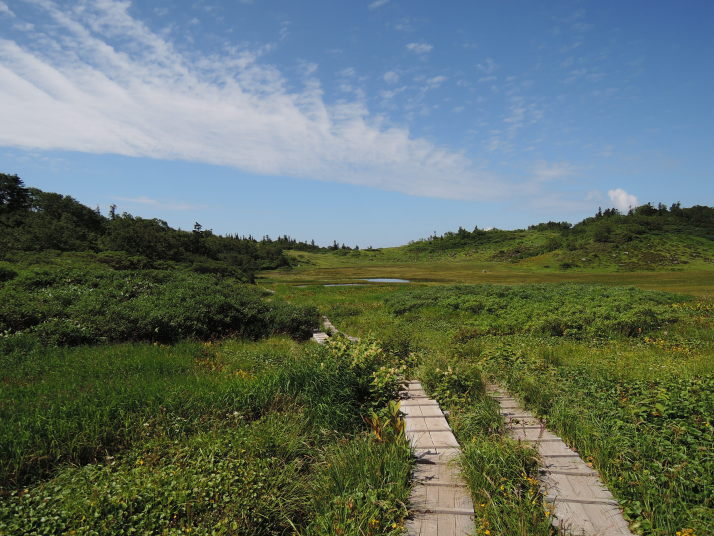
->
[261,248,714,297]
[277,282,713,535]
[417,354,556,536]
[475,336,713,536]
[0,338,351,486]
[0,337,413,535]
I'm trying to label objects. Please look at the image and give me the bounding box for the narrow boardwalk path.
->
[321,316,359,341]
[486,383,634,536]
[402,381,475,536]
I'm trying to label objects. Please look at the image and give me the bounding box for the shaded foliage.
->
[0,266,318,345]
[0,175,341,282]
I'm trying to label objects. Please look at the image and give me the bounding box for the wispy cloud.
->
[383,70,399,84]
[114,196,206,211]
[608,188,638,212]
[393,17,416,32]
[379,86,406,100]
[477,57,497,74]
[406,42,433,54]
[424,75,446,89]
[533,161,578,181]
[0,1,512,201]
[0,1,13,16]
[368,0,389,10]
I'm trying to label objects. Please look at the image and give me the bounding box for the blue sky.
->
[1,0,712,247]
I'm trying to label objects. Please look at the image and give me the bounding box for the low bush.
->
[0,266,318,345]
[386,284,686,339]
[0,266,16,283]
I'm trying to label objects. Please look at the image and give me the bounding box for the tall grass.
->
[303,436,412,536]
[477,336,713,536]
[417,356,555,536]
[0,338,363,487]
[0,336,414,535]
[285,283,713,535]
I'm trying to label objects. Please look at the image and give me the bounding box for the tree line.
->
[0,173,351,282]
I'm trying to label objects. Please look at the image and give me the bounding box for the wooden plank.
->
[402,381,475,536]
[487,383,635,536]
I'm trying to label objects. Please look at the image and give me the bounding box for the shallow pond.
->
[362,278,411,283]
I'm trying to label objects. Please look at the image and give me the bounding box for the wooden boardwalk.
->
[311,319,633,535]
[486,384,634,536]
[402,381,475,536]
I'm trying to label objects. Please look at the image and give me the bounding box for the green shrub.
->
[386,284,686,339]
[96,251,157,270]
[0,267,318,345]
[0,267,16,283]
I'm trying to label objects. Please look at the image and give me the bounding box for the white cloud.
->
[533,161,577,181]
[608,188,638,212]
[368,0,389,9]
[114,196,206,211]
[406,42,433,54]
[424,75,446,89]
[383,70,399,84]
[0,0,510,201]
[0,2,14,16]
[394,18,415,32]
[379,86,406,100]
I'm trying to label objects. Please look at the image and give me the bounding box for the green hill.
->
[398,203,714,271]
[0,173,334,283]
[285,203,714,273]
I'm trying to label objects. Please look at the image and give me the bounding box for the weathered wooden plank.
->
[403,381,475,536]
[488,383,635,536]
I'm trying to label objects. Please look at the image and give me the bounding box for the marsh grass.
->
[262,248,714,297]
[417,356,556,536]
[0,338,364,487]
[0,336,414,535]
[303,435,412,536]
[285,282,712,535]
[477,336,713,536]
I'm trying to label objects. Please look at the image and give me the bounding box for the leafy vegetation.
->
[403,202,714,271]
[385,283,685,338]
[0,174,350,283]
[0,264,317,346]
[475,335,713,536]
[0,337,412,535]
[278,282,713,535]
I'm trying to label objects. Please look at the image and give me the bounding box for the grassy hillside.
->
[1,174,414,536]
[260,204,714,296]
[3,173,713,535]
